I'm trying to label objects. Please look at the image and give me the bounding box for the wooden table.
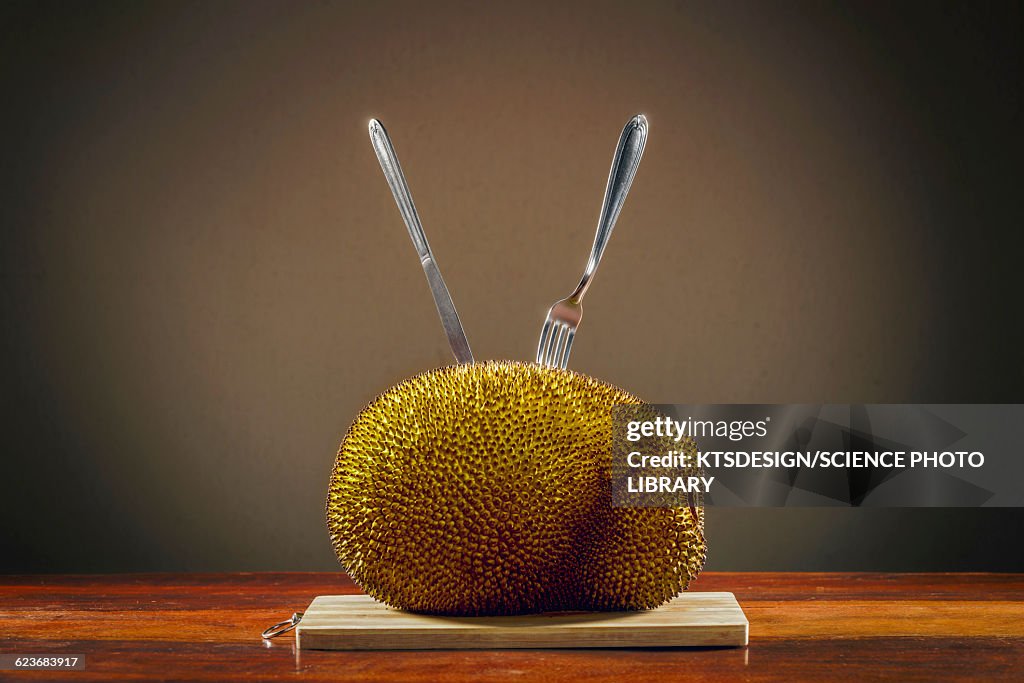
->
[1,573,1021,681]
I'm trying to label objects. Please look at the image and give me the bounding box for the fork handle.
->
[569,114,648,303]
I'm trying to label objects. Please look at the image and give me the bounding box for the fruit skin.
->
[326,360,706,616]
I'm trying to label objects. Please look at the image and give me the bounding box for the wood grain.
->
[0,573,1021,681]
[296,593,748,649]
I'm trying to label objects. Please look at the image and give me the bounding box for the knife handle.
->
[369,119,432,262]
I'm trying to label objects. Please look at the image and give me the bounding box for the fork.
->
[535,114,649,369]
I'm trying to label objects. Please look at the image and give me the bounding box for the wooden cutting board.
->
[296,593,748,650]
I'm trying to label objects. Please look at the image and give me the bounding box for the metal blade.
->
[422,257,474,364]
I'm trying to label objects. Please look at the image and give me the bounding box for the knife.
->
[368,119,475,364]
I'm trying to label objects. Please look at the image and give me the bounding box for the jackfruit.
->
[326,360,706,615]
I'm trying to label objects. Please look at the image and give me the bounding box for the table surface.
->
[1,572,1022,681]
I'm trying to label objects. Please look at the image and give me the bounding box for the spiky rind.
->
[326,360,706,615]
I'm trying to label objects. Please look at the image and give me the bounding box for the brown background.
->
[2,0,1021,571]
